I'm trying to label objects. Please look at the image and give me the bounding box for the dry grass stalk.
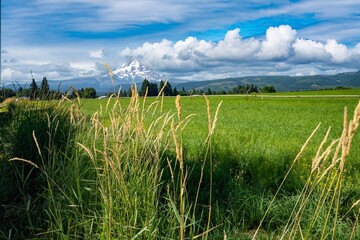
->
[340,101,360,171]
[171,118,185,240]
[104,63,115,93]
[157,80,169,97]
[205,95,212,133]
[176,95,181,120]
[70,86,81,104]
[9,157,40,169]
[157,80,169,114]
[161,92,164,113]
[278,100,360,240]
[210,101,222,136]
[312,127,331,173]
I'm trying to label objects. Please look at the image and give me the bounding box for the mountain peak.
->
[98,59,168,88]
[113,59,150,78]
[120,59,141,69]
[129,59,140,66]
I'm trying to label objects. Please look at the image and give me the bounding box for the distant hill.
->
[4,61,359,94]
[172,71,360,92]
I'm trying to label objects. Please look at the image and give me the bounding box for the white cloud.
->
[1,67,29,82]
[324,39,351,63]
[1,59,94,84]
[120,26,299,73]
[353,43,360,54]
[293,38,330,62]
[207,28,260,61]
[121,28,261,73]
[257,25,297,60]
[119,25,359,80]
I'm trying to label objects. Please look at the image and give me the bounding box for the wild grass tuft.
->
[253,100,360,240]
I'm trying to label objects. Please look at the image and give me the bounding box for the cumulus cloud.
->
[1,44,126,84]
[324,39,351,63]
[1,59,92,83]
[292,38,357,65]
[1,68,21,81]
[121,28,262,74]
[257,25,297,60]
[207,28,260,61]
[293,38,330,62]
[119,25,360,80]
[354,43,360,54]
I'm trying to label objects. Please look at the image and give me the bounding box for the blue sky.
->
[1,0,360,83]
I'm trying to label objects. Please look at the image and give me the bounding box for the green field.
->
[1,93,359,239]
[80,95,360,159]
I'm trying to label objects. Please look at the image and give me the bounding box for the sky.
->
[1,0,360,84]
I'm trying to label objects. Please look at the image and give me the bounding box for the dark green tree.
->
[173,87,179,96]
[262,85,276,93]
[158,80,173,96]
[40,77,50,100]
[82,88,97,98]
[140,79,150,96]
[78,88,84,97]
[0,88,16,102]
[29,79,39,100]
[163,81,173,96]
[231,84,259,94]
[159,80,165,93]
[179,87,187,96]
[148,82,159,96]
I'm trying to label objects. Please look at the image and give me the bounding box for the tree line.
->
[180,83,276,96]
[139,80,185,96]
[0,77,98,102]
[137,80,276,97]
[0,77,55,102]
[1,77,277,103]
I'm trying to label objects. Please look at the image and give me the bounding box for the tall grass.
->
[0,98,80,238]
[1,87,222,239]
[0,92,359,239]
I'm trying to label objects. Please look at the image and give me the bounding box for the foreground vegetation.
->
[0,90,359,239]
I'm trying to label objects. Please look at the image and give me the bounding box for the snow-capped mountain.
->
[10,60,176,94]
[98,60,168,89]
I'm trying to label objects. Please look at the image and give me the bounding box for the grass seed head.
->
[176,95,181,120]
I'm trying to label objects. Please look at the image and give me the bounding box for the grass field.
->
[80,94,360,236]
[80,94,360,160]
[1,92,359,239]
